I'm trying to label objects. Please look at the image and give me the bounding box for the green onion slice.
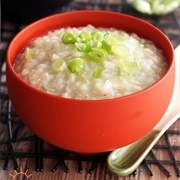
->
[118,61,138,76]
[102,36,118,53]
[79,31,92,41]
[91,30,104,41]
[51,59,66,72]
[25,47,37,60]
[84,48,108,63]
[92,41,102,48]
[93,67,105,78]
[68,58,85,74]
[111,44,130,58]
[75,40,91,52]
[62,31,77,44]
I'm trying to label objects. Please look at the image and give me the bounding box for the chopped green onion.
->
[75,40,91,52]
[68,58,85,74]
[104,33,110,38]
[62,31,77,44]
[92,41,102,48]
[79,31,92,41]
[84,48,108,63]
[25,47,37,60]
[93,67,105,78]
[51,59,66,72]
[118,61,138,76]
[111,44,130,58]
[102,36,118,53]
[91,30,104,41]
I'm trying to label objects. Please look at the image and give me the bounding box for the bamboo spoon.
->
[107,45,180,177]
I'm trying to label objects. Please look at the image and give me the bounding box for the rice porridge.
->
[14,25,168,100]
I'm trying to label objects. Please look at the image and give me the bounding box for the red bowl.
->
[6,10,175,153]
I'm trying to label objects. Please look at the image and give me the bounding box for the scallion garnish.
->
[62,31,77,44]
[92,41,102,48]
[84,48,108,63]
[68,58,85,74]
[102,36,118,53]
[79,31,92,41]
[75,40,91,52]
[91,30,104,41]
[25,47,37,60]
[61,29,139,78]
[111,44,130,58]
[93,67,105,78]
[118,61,138,76]
[51,59,66,72]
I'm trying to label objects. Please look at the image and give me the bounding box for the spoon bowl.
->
[107,45,180,177]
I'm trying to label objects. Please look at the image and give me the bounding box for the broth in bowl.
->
[14,25,168,100]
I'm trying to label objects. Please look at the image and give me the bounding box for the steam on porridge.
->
[14,25,168,100]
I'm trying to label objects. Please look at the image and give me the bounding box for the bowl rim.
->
[6,10,175,103]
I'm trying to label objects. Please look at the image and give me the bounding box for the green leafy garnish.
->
[68,58,85,74]
[62,31,77,44]
[111,44,130,58]
[91,30,104,41]
[84,48,108,63]
[93,67,105,78]
[79,31,92,41]
[102,36,118,53]
[118,61,138,76]
[75,40,91,52]
[51,59,66,72]
[25,47,37,60]
[61,29,139,77]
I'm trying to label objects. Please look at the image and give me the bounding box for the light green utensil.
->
[107,45,180,177]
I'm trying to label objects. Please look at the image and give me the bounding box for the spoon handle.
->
[108,115,179,177]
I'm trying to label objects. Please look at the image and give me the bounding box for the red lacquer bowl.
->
[6,10,175,153]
